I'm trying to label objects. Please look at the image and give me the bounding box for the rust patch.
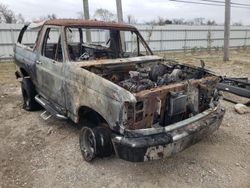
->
[45,19,137,30]
[128,76,219,130]
[135,76,218,99]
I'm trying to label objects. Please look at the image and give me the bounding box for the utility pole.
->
[223,0,231,62]
[116,0,125,50]
[82,0,91,43]
[116,0,124,23]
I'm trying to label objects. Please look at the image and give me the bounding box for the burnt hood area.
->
[85,59,210,93]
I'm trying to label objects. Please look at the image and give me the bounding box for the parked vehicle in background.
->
[14,19,225,162]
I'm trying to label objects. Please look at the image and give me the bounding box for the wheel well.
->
[78,106,107,128]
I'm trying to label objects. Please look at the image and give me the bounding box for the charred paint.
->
[14,19,225,162]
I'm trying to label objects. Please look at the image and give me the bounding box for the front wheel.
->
[79,125,113,162]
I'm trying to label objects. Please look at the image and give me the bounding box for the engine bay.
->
[86,60,209,93]
[81,58,219,129]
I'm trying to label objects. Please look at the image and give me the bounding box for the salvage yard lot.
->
[0,50,250,188]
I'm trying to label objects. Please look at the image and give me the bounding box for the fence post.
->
[10,28,15,59]
[244,29,248,47]
[184,29,187,52]
[207,30,213,53]
[131,31,133,52]
[98,29,100,45]
[160,29,163,52]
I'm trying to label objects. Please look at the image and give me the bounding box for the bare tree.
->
[0,3,17,23]
[165,19,172,25]
[93,9,115,21]
[145,20,156,25]
[193,17,205,25]
[145,17,172,25]
[77,12,85,19]
[185,19,194,25]
[16,13,25,24]
[207,20,217,25]
[45,13,57,20]
[146,25,154,45]
[157,17,165,26]
[233,22,242,26]
[172,18,184,25]
[144,17,220,26]
[39,14,57,21]
[126,14,137,24]
[0,3,26,24]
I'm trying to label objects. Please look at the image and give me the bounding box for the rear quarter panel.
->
[14,44,37,83]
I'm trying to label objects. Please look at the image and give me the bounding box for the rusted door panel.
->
[36,56,66,110]
[15,45,37,82]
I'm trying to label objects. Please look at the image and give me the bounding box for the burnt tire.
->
[21,78,41,111]
[79,125,113,162]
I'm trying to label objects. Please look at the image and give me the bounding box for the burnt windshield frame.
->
[64,26,153,61]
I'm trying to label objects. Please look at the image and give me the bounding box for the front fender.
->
[64,63,136,133]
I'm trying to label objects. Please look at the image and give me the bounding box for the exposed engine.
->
[119,65,184,92]
[89,62,206,93]
[85,60,218,129]
[94,62,207,93]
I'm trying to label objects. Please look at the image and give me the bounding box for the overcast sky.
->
[2,0,250,25]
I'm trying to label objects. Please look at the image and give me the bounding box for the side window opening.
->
[18,25,41,50]
[42,28,63,62]
[122,31,150,57]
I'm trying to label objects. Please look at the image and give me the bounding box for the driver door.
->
[36,26,66,112]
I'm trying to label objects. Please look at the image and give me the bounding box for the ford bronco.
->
[14,19,225,162]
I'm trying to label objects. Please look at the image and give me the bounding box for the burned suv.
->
[14,19,225,162]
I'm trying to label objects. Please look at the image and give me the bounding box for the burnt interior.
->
[68,30,122,61]
[65,27,152,62]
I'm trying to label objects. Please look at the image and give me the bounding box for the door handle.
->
[35,60,42,65]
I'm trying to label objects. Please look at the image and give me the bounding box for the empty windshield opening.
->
[65,27,152,62]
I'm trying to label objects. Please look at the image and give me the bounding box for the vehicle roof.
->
[44,19,137,31]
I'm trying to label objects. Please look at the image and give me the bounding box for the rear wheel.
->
[21,78,41,111]
[79,122,113,162]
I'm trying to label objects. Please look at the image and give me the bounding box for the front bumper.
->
[112,105,225,162]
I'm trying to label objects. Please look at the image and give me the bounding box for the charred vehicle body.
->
[14,19,225,162]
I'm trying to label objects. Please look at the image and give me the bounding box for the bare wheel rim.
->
[80,128,96,161]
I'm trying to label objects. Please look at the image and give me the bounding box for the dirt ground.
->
[0,49,250,188]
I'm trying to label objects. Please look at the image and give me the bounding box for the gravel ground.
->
[0,50,250,188]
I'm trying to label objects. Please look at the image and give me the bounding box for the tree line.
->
[0,3,58,24]
[0,3,243,26]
